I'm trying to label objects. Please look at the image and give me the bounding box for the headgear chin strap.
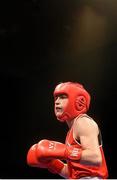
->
[53,82,91,122]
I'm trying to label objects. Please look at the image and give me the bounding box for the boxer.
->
[27,82,108,179]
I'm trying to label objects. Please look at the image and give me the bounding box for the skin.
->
[54,94,68,119]
[54,94,102,178]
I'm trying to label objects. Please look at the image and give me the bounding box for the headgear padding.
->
[53,82,91,122]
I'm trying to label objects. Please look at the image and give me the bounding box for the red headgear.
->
[53,82,91,122]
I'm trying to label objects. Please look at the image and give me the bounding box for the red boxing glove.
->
[36,139,82,162]
[46,159,64,174]
[27,143,64,174]
[27,144,47,168]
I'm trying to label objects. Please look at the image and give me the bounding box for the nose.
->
[55,97,60,104]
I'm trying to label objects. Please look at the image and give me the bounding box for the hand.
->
[27,143,64,174]
[36,139,82,161]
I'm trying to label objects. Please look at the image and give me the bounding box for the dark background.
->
[0,0,117,178]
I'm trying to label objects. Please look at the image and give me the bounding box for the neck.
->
[66,118,75,128]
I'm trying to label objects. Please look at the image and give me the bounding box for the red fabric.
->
[65,127,108,179]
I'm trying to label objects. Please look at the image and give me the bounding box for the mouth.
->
[55,107,62,112]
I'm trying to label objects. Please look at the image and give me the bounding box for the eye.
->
[54,95,58,101]
[54,94,68,100]
[60,94,68,99]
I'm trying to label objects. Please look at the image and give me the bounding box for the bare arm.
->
[58,163,69,178]
[73,116,102,166]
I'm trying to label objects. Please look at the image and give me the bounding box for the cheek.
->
[62,99,69,109]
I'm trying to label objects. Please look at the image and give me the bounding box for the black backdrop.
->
[0,0,117,179]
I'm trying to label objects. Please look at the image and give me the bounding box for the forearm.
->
[80,149,102,166]
[35,139,102,166]
[59,164,69,179]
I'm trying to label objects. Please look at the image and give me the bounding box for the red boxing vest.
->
[65,116,108,179]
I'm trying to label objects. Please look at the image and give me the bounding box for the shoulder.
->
[78,114,98,128]
[73,114,99,137]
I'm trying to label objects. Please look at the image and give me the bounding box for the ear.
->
[75,96,86,111]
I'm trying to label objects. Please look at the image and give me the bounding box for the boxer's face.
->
[54,94,68,117]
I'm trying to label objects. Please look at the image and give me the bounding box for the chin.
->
[56,113,63,120]
[57,117,65,122]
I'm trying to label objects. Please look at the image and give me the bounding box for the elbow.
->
[94,155,102,166]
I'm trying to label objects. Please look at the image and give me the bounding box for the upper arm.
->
[74,117,100,153]
[73,117,102,165]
